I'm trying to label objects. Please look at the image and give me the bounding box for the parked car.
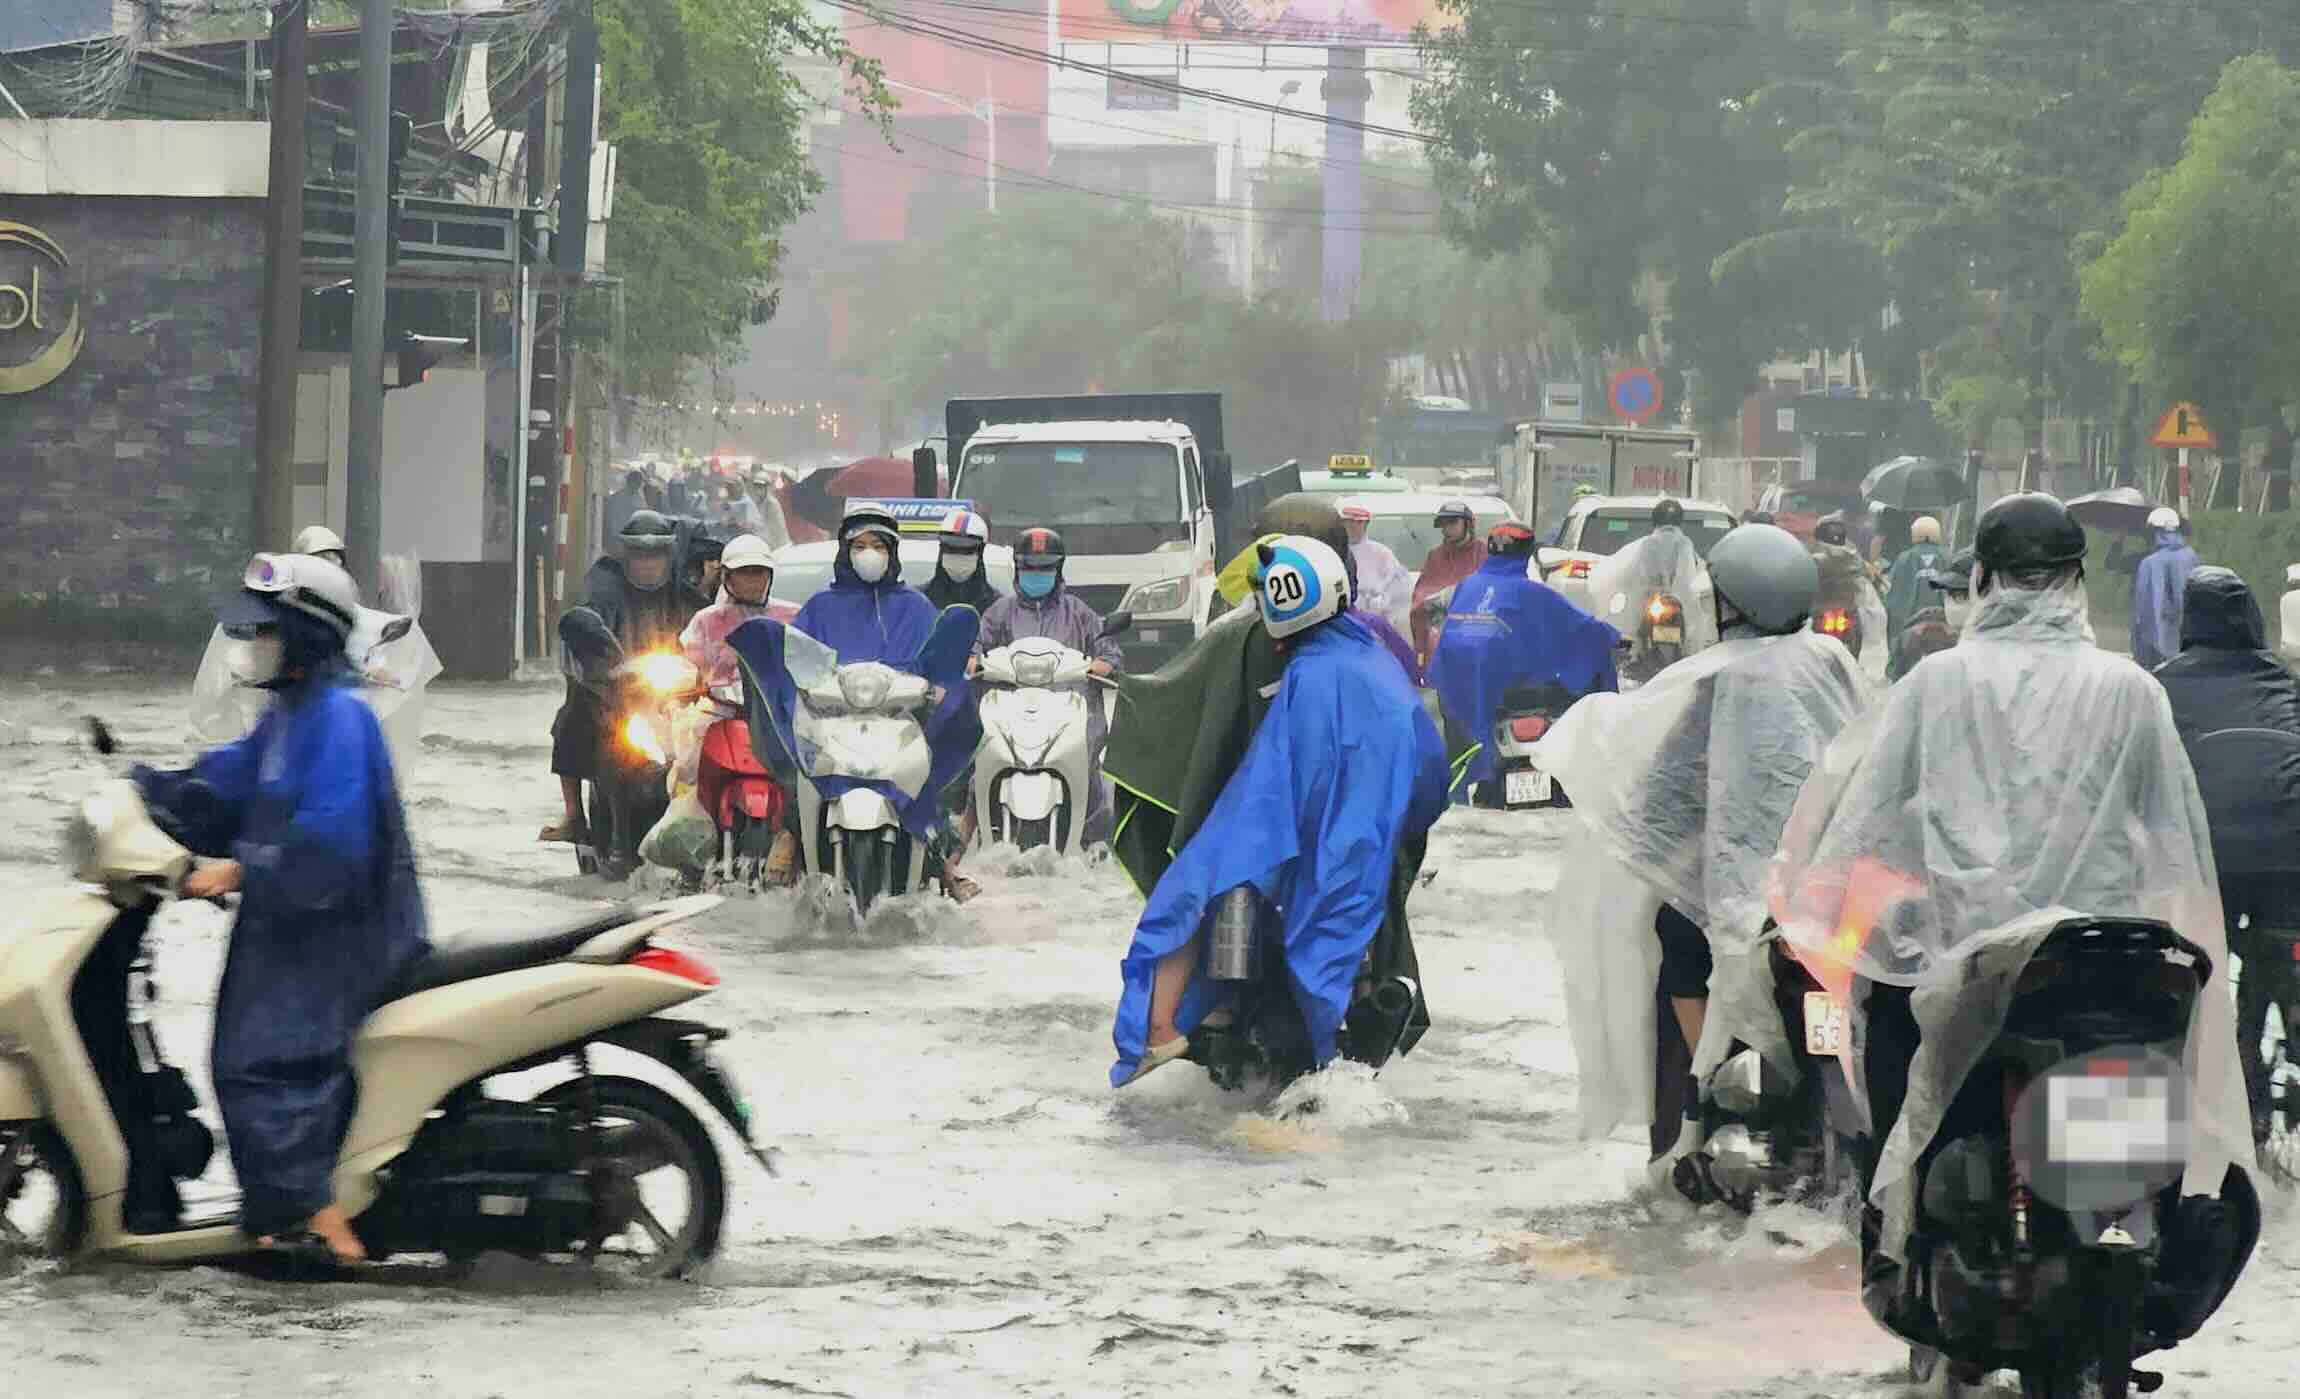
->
[1754,479,1866,544]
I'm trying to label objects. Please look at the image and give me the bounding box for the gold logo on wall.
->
[0,221,83,395]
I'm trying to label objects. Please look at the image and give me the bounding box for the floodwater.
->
[0,678,2293,1396]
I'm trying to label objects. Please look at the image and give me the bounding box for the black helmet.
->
[1742,509,1776,527]
[1651,498,1685,529]
[1975,492,2086,578]
[1015,526,1066,567]
[619,509,677,552]
[1812,514,1849,548]
[1487,522,1539,559]
[1434,500,1474,528]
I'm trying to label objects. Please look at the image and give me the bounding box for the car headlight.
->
[1123,575,1191,614]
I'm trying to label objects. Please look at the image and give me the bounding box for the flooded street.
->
[2,678,2295,1397]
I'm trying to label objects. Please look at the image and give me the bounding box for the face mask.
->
[1017,570,1058,601]
[226,634,284,687]
[851,548,890,584]
[1944,594,1973,633]
[941,551,981,582]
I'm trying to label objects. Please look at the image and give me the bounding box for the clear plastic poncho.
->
[1529,629,1869,1136]
[1768,577,2252,1261]
[1584,527,1720,663]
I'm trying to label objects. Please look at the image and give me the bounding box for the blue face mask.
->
[1017,570,1058,601]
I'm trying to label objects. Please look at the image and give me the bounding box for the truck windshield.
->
[958,443,1182,526]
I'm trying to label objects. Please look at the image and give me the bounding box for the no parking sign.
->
[1609,367,1663,425]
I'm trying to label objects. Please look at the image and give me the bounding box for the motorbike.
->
[693,679,786,890]
[0,726,769,1277]
[581,650,690,881]
[972,613,1131,853]
[780,629,939,915]
[1864,916,2261,1398]
[1620,591,1687,685]
[1485,682,1577,810]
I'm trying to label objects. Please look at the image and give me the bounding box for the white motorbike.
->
[782,629,939,914]
[971,613,1130,853]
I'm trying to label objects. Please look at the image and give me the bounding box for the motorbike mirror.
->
[1100,610,1135,639]
[380,616,414,644]
[88,717,117,755]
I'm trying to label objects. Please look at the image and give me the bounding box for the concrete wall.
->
[0,193,265,644]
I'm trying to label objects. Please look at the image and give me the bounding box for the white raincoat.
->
[1585,527,1719,666]
[1531,628,1869,1137]
[1768,577,2252,1261]
[1350,535,1415,640]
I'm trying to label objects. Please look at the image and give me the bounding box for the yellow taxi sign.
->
[1328,453,1373,474]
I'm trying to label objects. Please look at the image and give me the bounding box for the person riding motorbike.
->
[1111,535,1449,1086]
[2154,566,2300,1143]
[1882,515,1945,679]
[1429,522,1620,807]
[680,533,778,689]
[1411,500,1485,667]
[2134,506,2202,669]
[1584,498,1718,676]
[132,552,430,1265]
[925,508,1002,613]
[543,510,693,845]
[1770,493,2253,1309]
[1809,513,1889,680]
[1340,500,1413,639]
[1531,524,1865,1175]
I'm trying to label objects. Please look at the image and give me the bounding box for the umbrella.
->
[2064,486,2158,537]
[1859,456,1966,511]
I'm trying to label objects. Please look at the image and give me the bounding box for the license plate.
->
[1505,768,1553,806]
[1651,625,1682,644]
[1136,628,1160,644]
[1803,991,1846,1056]
[2048,1073,2179,1165]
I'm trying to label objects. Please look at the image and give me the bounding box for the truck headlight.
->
[1124,575,1191,614]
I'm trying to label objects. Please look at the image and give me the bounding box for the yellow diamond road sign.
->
[2149,402,2217,451]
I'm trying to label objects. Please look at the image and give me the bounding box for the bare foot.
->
[308,1205,368,1264]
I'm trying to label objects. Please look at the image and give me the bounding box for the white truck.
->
[1503,420,1703,546]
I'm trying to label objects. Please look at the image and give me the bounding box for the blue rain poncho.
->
[1108,614,1450,1086]
[2133,527,2201,669]
[134,670,430,1237]
[1428,555,1621,788]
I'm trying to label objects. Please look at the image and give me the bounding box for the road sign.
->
[1610,367,1663,425]
[2149,402,2216,451]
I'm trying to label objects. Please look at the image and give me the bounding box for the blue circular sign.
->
[1610,368,1663,424]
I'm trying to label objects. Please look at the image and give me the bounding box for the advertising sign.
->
[1057,0,1454,46]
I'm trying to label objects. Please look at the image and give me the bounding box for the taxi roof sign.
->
[2149,403,2216,451]
[1328,454,1374,474]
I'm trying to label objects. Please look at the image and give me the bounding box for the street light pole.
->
[344,0,392,591]
[883,77,999,213]
[1268,79,1301,165]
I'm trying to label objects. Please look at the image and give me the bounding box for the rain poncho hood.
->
[2133,528,2201,669]
[1584,526,1718,660]
[924,556,1002,613]
[791,533,936,667]
[1411,535,1485,661]
[1349,534,1414,639]
[2156,566,2300,746]
[1429,555,1621,788]
[135,674,430,1237]
[1529,629,1867,1135]
[1768,577,2251,1260]
[1108,614,1449,1085]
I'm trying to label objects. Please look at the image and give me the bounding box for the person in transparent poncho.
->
[1768,493,2253,1276]
[1584,498,1718,679]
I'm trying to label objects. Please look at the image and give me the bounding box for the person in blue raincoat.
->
[132,552,430,1264]
[1428,522,1620,804]
[2133,506,2201,669]
[1111,535,1450,1087]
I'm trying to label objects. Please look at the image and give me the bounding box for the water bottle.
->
[1205,885,1262,981]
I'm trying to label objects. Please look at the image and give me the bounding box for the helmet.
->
[1975,492,2086,578]
[1812,514,1850,548]
[1338,500,1374,524]
[721,533,775,572]
[293,524,346,559]
[1255,535,1350,640]
[1651,498,1684,529]
[619,509,678,552]
[938,508,991,548]
[1487,521,1539,559]
[1706,524,1819,635]
[1433,500,1474,528]
[2147,506,2182,532]
[1911,515,1942,545]
[838,502,902,548]
[219,552,360,640]
[1923,548,1976,597]
[1014,526,1066,568]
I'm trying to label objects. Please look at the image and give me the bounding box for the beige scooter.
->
[0,771,767,1277]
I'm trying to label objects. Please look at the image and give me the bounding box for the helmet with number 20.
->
[1256,534,1352,640]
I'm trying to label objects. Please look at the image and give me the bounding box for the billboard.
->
[1056,0,1452,46]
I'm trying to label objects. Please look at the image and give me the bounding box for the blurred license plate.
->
[1135,628,1161,644]
[2049,1072,2179,1164]
[1651,625,1682,644]
[1803,992,1846,1056]
[1505,768,1553,805]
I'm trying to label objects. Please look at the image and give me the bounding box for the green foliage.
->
[597,0,885,399]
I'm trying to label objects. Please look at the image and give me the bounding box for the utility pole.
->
[344,0,393,594]
[253,0,307,553]
[1319,47,1371,326]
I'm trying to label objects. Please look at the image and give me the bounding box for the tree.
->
[2081,56,2300,508]
[597,0,885,399]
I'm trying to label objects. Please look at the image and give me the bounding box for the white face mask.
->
[941,551,980,582]
[225,634,284,686]
[1943,594,1973,634]
[851,547,890,584]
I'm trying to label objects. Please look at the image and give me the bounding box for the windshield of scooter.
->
[782,625,840,691]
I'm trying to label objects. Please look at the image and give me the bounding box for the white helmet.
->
[222,552,360,639]
[938,508,991,545]
[293,524,347,559]
[1256,534,1351,640]
[721,533,775,571]
[2147,506,2182,531]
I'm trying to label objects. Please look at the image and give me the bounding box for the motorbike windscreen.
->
[781,625,840,691]
[378,553,423,617]
[188,624,265,745]
[1584,527,1719,654]
[1767,578,2250,1256]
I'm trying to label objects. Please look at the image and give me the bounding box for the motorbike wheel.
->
[0,1122,88,1261]
[539,1076,725,1280]
[1910,1346,1990,1397]
[1013,815,1051,851]
[843,833,885,915]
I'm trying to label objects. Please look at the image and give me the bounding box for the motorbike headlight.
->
[838,665,892,712]
[622,713,668,766]
[1013,652,1060,687]
[631,650,699,696]
[1123,575,1191,615]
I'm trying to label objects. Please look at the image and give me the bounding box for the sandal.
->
[1117,1035,1190,1087]
[764,830,799,885]
[539,820,589,844]
[943,873,983,905]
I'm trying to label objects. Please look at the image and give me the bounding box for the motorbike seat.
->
[391,906,651,998]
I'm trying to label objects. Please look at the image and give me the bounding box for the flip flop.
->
[943,874,983,905]
[1117,1035,1190,1087]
